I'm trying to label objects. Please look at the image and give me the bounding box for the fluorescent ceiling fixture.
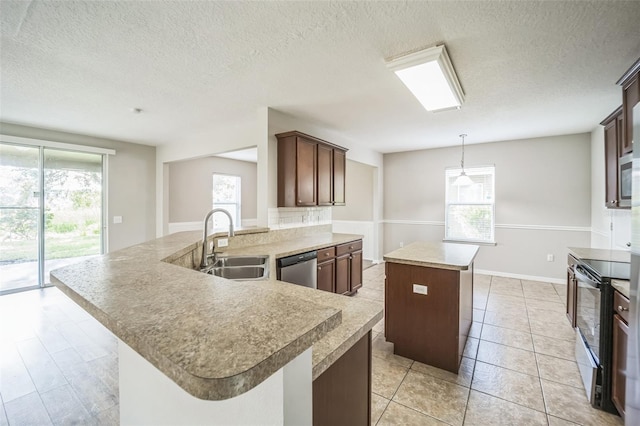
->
[387,45,464,112]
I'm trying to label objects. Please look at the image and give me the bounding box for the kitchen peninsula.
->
[50,229,382,425]
[383,241,479,373]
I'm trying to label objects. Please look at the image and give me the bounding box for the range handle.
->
[574,266,600,289]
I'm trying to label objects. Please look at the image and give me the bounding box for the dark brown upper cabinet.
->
[618,57,640,156]
[601,107,624,209]
[276,131,348,208]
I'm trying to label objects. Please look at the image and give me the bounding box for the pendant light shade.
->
[453,134,474,186]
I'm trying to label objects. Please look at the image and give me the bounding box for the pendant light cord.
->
[459,133,467,171]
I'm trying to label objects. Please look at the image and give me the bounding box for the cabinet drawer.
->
[614,290,630,324]
[318,246,336,260]
[336,240,362,256]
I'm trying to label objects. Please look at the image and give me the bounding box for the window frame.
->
[444,165,496,245]
[211,173,242,229]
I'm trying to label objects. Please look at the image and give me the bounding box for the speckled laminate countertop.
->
[383,241,479,270]
[50,231,382,400]
[568,247,631,263]
[612,279,630,299]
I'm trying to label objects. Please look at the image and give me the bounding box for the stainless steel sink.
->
[201,255,269,280]
[211,255,268,268]
[206,265,268,280]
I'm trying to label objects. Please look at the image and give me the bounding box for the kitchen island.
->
[50,230,382,425]
[383,241,479,373]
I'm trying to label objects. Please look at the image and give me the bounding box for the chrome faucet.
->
[200,208,235,269]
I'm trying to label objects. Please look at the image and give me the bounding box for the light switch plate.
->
[113,216,122,224]
[217,238,229,248]
[413,284,428,295]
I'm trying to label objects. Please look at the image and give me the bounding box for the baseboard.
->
[474,269,565,285]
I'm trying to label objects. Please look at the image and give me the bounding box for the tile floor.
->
[356,263,624,426]
[0,263,625,425]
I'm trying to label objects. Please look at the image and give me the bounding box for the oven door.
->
[574,265,602,404]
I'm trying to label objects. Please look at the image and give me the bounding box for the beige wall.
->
[1,122,156,252]
[168,156,257,223]
[332,159,374,221]
[384,133,592,280]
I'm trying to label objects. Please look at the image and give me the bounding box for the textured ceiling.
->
[1,1,639,153]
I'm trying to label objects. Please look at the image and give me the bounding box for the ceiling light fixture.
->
[454,133,474,186]
[386,44,464,112]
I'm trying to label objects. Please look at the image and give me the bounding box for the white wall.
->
[1,122,156,252]
[384,133,592,281]
[168,156,257,224]
[590,125,632,250]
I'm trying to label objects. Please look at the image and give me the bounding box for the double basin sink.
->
[201,255,269,280]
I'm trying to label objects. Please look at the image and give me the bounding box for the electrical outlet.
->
[546,254,554,262]
[217,238,229,248]
[413,284,428,295]
[400,241,404,248]
[113,216,122,224]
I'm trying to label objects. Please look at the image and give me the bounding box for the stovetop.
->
[581,258,630,280]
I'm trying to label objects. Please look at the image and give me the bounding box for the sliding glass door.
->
[0,142,105,293]
[0,144,40,292]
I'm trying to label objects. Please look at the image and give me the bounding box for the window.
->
[445,166,495,243]
[212,174,241,229]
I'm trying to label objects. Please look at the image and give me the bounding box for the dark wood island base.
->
[383,242,478,374]
[385,262,473,373]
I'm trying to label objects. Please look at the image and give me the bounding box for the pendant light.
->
[453,133,474,186]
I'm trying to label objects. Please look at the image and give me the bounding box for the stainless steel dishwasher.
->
[277,251,317,289]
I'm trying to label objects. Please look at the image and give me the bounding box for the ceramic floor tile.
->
[468,322,482,339]
[521,280,556,292]
[40,385,95,425]
[471,361,545,411]
[371,393,390,425]
[463,390,547,426]
[525,298,565,313]
[473,309,485,322]
[0,345,37,403]
[530,320,576,342]
[483,310,530,332]
[473,295,487,310]
[377,401,447,425]
[475,274,492,286]
[527,308,569,328]
[463,337,479,359]
[476,340,538,376]
[547,415,580,425]
[531,334,576,361]
[372,356,410,400]
[358,287,385,302]
[0,395,7,426]
[541,379,623,426]
[93,404,119,425]
[411,357,475,388]
[480,324,533,351]
[486,294,527,311]
[535,353,582,389]
[16,338,68,394]
[393,370,469,426]
[3,392,53,426]
[372,334,414,368]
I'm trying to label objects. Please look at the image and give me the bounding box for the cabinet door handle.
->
[318,266,321,271]
[618,305,629,312]
[298,199,302,203]
[627,242,631,247]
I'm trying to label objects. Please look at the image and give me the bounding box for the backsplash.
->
[267,207,332,229]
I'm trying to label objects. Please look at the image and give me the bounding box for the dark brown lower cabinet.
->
[313,332,371,426]
[385,261,473,373]
[612,312,629,418]
[335,253,350,295]
[317,258,335,293]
